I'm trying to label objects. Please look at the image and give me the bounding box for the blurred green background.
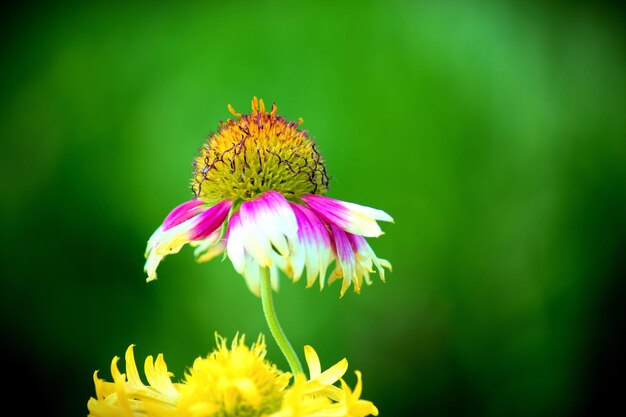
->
[1,1,625,416]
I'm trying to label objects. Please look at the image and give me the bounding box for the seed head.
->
[192,97,329,204]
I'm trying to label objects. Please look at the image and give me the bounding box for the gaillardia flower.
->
[87,334,379,417]
[145,97,392,296]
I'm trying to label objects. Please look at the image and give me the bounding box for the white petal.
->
[226,214,247,274]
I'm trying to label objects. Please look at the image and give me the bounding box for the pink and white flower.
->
[145,191,392,297]
[144,97,393,297]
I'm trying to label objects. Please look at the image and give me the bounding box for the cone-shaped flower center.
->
[192,97,329,204]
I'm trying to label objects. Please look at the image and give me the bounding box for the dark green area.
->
[1,1,624,416]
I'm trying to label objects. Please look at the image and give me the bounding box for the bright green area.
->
[1,1,624,416]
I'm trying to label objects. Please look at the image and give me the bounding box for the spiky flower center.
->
[192,97,329,204]
[176,335,290,417]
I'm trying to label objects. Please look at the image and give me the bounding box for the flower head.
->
[87,335,378,417]
[145,97,392,296]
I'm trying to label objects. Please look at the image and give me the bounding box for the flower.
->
[145,97,392,296]
[87,335,379,417]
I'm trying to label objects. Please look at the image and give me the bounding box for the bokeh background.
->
[1,1,624,416]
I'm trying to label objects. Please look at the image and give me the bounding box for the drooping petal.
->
[191,229,225,263]
[226,211,247,274]
[329,224,357,296]
[144,199,232,281]
[161,199,205,231]
[347,233,392,288]
[322,225,393,296]
[238,191,298,266]
[145,199,206,261]
[290,203,333,288]
[302,194,393,238]
[240,258,280,296]
[242,258,263,295]
[222,191,298,293]
[223,208,282,296]
[188,199,232,240]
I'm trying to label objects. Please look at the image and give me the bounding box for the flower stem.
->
[259,266,304,376]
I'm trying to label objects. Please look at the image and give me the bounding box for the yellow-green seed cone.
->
[192,97,329,204]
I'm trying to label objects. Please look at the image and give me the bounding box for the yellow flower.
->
[269,347,379,417]
[87,335,378,417]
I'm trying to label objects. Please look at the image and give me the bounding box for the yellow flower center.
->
[176,335,291,417]
[192,97,329,204]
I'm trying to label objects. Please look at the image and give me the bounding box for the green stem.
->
[259,266,304,376]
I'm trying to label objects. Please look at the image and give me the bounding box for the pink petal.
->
[302,194,393,237]
[162,199,205,231]
[188,199,233,240]
[330,223,356,295]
